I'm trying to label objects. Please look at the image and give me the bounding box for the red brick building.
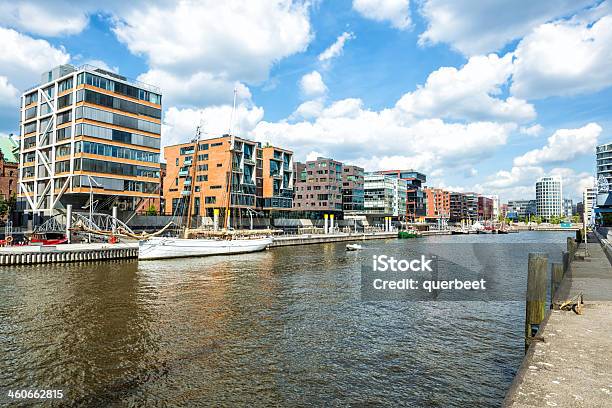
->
[0,135,18,201]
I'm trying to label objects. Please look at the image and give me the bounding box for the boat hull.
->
[138,237,273,260]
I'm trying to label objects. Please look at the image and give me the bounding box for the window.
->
[23,122,37,135]
[58,77,73,92]
[205,197,216,204]
[210,185,222,189]
[56,127,72,141]
[24,92,38,105]
[56,110,72,125]
[199,143,209,150]
[57,94,72,109]
[211,142,223,147]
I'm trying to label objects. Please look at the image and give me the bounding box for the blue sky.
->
[0,0,611,202]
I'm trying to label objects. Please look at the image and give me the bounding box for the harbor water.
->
[0,232,573,406]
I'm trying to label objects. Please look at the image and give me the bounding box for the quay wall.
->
[0,243,138,266]
[270,232,398,247]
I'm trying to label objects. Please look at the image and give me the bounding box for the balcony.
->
[178,170,189,177]
[244,156,255,165]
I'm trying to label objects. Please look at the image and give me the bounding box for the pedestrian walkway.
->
[504,233,612,407]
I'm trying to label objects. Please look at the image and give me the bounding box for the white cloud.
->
[0,27,70,89]
[519,124,543,136]
[299,71,327,97]
[0,76,19,107]
[396,53,536,123]
[113,1,312,108]
[318,31,355,63]
[162,104,264,148]
[418,0,594,56]
[513,123,601,166]
[252,97,516,171]
[290,99,325,120]
[511,14,612,99]
[0,1,89,36]
[352,0,411,30]
[138,69,252,108]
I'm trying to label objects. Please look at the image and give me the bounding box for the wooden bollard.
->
[562,251,570,275]
[550,263,563,308]
[576,229,582,245]
[525,253,548,350]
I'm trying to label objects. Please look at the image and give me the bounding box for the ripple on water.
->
[0,232,573,406]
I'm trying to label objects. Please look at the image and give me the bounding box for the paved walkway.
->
[504,233,612,407]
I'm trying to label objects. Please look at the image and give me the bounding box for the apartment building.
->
[464,192,479,221]
[535,176,563,219]
[163,135,293,223]
[19,64,162,216]
[583,187,597,224]
[0,135,18,201]
[477,195,494,220]
[260,145,294,210]
[342,165,365,212]
[507,199,537,220]
[376,170,426,221]
[292,157,343,215]
[449,192,467,222]
[364,173,407,218]
[595,142,612,220]
[424,187,450,221]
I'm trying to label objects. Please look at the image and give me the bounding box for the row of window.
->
[78,72,161,104]
[73,175,158,193]
[75,123,160,149]
[76,106,161,135]
[75,158,159,178]
[79,89,161,119]
[76,141,160,163]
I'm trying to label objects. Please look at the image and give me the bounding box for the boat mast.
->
[185,123,202,235]
[225,87,238,230]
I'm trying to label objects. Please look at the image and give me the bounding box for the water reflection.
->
[0,232,573,406]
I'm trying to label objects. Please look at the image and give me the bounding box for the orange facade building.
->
[424,187,451,220]
[163,136,293,224]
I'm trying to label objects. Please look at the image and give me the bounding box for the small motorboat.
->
[346,244,363,251]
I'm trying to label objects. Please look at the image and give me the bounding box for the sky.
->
[0,0,611,202]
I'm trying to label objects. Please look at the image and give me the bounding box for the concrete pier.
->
[0,243,138,266]
[270,231,397,247]
[504,231,612,407]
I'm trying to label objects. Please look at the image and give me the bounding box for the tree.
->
[572,215,580,224]
[145,204,158,216]
[0,196,7,219]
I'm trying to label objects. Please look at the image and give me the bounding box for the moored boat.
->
[398,230,419,238]
[139,236,273,260]
[346,244,363,251]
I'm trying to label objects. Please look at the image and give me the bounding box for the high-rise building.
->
[535,176,563,219]
[424,187,450,221]
[163,136,293,223]
[292,157,343,215]
[595,142,612,221]
[19,64,162,216]
[341,165,364,212]
[376,170,426,221]
[583,187,597,225]
[364,173,407,217]
[563,198,574,217]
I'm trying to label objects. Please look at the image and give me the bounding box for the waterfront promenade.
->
[504,232,612,407]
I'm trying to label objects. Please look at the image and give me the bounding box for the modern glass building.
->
[19,64,162,216]
[595,142,612,221]
[535,176,563,219]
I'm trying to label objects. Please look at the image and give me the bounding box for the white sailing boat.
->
[138,236,273,260]
[138,90,274,260]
